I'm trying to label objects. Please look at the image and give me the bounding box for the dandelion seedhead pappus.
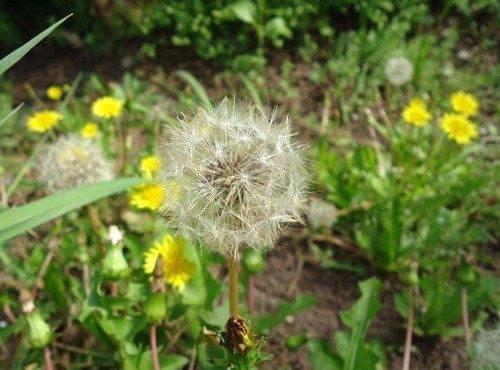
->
[159,100,308,260]
[472,324,500,370]
[385,56,413,86]
[37,135,114,193]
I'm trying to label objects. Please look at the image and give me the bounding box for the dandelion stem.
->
[150,325,161,370]
[402,287,414,370]
[228,257,240,317]
[461,287,471,348]
[44,347,54,370]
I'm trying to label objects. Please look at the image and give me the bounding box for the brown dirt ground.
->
[254,234,469,370]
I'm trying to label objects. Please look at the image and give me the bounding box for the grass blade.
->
[176,70,212,108]
[240,74,262,106]
[60,73,82,109]
[0,177,141,245]
[0,103,23,128]
[0,14,72,76]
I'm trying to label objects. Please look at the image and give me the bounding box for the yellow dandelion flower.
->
[130,183,165,211]
[81,122,100,139]
[441,113,478,144]
[143,234,196,291]
[402,98,432,127]
[140,155,161,179]
[450,91,479,117]
[27,110,62,133]
[91,96,123,119]
[46,85,63,100]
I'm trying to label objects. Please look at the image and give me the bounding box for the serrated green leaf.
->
[341,277,382,370]
[0,177,142,245]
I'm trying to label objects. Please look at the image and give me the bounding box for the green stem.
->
[228,257,240,317]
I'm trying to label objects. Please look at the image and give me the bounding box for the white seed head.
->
[472,324,500,370]
[385,56,413,86]
[159,100,308,260]
[307,197,337,230]
[37,135,114,193]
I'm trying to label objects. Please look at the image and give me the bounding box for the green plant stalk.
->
[228,257,240,317]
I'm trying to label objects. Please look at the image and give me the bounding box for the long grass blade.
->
[0,177,141,245]
[0,14,72,76]
[176,70,212,108]
[0,103,23,128]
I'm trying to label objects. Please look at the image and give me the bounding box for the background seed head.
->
[472,324,500,370]
[159,100,308,260]
[37,135,114,193]
[385,56,414,86]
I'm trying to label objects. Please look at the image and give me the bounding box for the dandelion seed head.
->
[472,324,500,370]
[385,56,414,86]
[38,135,114,193]
[159,100,308,259]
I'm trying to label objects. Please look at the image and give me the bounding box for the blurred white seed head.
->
[38,135,114,193]
[384,56,413,86]
[472,324,500,370]
[307,197,337,230]
[159,100,308,260]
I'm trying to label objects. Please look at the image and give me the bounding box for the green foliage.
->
[254,294,316,333]
[4,1,496,67]
[307,278,386,370]
[314,77,497,337]
[395,275,497,336]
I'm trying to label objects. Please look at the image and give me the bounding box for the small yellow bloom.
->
[140,155,161,179]
[402,98,432,127]
[81,122,100,139]
[450,91,479,117]
[91,96,123,119]
[27,110,62,133]
[441,113,478,144]
[130,183,165,211]
[46,85,63,100]
[143,234,196,291]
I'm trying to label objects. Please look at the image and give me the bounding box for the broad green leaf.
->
[176,70,212,108]
[340,277,382,370]
[230,1,256,23]
[137,351,189,370]
[265,17,292,39]
[0,15,72,76]
[0,177,141,245]
[254,294,316,332]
